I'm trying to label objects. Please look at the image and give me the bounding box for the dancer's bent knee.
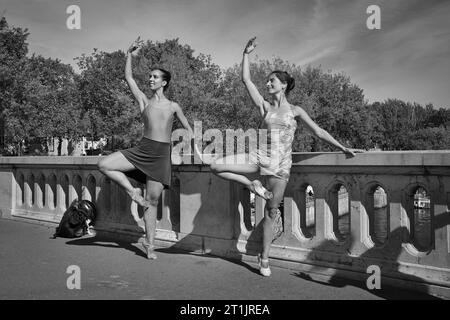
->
[97,159,108,174]
[145,197,159,207]
[210,161,221,174]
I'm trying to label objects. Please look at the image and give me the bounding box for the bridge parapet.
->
[1,151,449,298]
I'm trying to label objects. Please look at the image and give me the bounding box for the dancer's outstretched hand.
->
[342,147,365,158]
[127,36,144,56]
[244,36,257,54]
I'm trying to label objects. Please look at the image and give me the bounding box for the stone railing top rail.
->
[0,150,449,168]
[291,150,450,167]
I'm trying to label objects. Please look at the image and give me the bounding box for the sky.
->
[2,0,450,108]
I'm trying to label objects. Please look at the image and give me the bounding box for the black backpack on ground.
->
[53,199,96,238]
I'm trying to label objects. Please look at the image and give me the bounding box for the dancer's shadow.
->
[60,170,253,268]
[65,233,148,259]
[156,169,264,275]
[294,210,450,300]
[57,166,253,265]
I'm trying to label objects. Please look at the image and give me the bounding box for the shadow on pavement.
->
[294,271,442,300]
[65,234,148,260]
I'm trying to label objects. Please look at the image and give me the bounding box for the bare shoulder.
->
[290,105,306,117]
[169,101,181,113]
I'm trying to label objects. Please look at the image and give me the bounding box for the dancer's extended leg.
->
[98,151,149,207]
[210,154,272,199]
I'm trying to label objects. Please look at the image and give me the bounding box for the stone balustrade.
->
[0,151,449,298]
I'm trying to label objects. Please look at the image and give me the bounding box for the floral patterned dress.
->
[249,105,297,182]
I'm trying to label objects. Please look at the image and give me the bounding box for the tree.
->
[296,66,370,151]
[369,99,442,150]
[0,16,29,154]
[407,126,450,150]
[424,105,450,128]
[4,54,82,154]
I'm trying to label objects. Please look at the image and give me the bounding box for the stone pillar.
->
[0,169,14,218]
[348,181,367,256]
[314,187,327,242]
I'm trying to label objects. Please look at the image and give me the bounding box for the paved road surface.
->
[0,218,440,301]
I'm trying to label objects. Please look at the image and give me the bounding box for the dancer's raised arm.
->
[293,105,363,157]
[125,37,148,113]
[242,37,268,117]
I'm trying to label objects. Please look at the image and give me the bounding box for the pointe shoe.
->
[141,238,157,260]
[258,255,271,277]
[130,188,151,208]
[251,180,273,200]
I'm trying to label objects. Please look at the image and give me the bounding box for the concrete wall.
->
[1,151,449,298]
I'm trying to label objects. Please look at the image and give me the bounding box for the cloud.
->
[296,46,339,66]
[276,0,450,107]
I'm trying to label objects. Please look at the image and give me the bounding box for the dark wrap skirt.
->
[120,137,172,189]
